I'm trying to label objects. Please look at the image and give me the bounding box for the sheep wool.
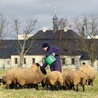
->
[6,67,22,89]
[78,64,96,86]
[14,66,46,90]
[63,70,86,92]
[42,71,63,90]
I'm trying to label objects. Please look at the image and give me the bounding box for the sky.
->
[0,0,98,32]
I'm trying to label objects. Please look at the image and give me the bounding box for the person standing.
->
[41,43,62,72]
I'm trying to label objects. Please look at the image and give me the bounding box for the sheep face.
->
[35,63,40,67]
[1,76,6,84]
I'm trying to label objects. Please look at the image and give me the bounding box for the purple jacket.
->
[42,46,62,72]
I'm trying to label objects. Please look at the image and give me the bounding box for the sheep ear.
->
[35,63,40,67]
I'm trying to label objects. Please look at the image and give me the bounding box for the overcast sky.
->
[0,0,98,30]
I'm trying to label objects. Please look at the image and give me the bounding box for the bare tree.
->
[0,13,9,40]
[73,14,98,67]
[11,17,37,67]
[0,13,12,53]
[58,18,69,30]
[55,18,70,48]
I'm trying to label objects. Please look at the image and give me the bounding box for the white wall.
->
[0,55,82,69]
[62,55,81,66]
[0,54,98,70]
[0,59,11,69]
[11,55,45,68]
[11,55,81,69]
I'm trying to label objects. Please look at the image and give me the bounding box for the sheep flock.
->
[0,63,97,92]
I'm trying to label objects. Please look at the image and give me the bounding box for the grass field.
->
[0,70,98,98]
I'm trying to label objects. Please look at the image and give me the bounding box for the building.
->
[0,12,98,70]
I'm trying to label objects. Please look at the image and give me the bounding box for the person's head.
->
[42,43,49,51]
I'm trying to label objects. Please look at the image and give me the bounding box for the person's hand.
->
[52,53,55,56]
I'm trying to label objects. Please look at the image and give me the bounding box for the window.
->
[24,58,26,64]
[7,59,10,65]
[71,58,75,64]
[15,58,18,64]
[62,58,65,64]
[32,58,35,64]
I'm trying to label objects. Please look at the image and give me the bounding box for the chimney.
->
[64,27,68,32]
[18,34,34,40]
[43,27,47,32]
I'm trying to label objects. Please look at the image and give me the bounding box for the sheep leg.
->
[76,85,78,92]
[50,85,52,90]
[18,84,23,89]
[62,86,66,90]
[89,79,93,86]
[50,85,54,91]
[29,84,35,88]
[85,80,88,85]
[67,84,72,90]
[54,84,58,90]
[34,84,39,90]
[9,83,15,89]
[88,79,91,85]
[70,84,75,90]
[46,84,48,88]
[16,83,21,89]
[6,84,9,89]
[72,85,75,91]
[82,85,85,92]
[6,81,12,89]
[57,83,62,90]
[41,81,45,87]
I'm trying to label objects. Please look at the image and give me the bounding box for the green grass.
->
[0,70,98,98]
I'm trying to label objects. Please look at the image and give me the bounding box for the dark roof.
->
[28,29,81,55]
[29,29,80,40]
[0,29,98,60]
[80,51,90,60]
[0,40,18,58]
[29,30,55,39]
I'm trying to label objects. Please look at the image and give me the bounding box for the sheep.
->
[42,71,63,90]
[78,63,96,86]
[62,66,72,90]
[14,65,47,90]
[6,67,22,89]
[27,63,43,88]
[63,70,86,92]
[5,63,42,89]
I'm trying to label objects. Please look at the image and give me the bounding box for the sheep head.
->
[40,67,47,75]
[35,63,40,67]
[0,76,6,84]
